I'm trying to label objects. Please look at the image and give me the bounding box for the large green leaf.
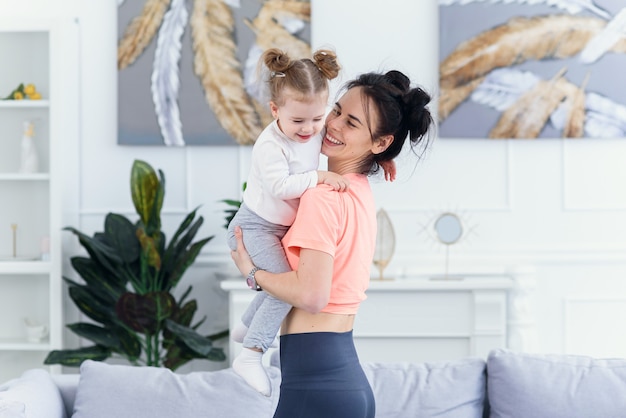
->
[166,237,213,290]
[65,227,124,277]
[164,319,225,361]
[175,300,198,327]
[68,284,116,325]
[131,160,162,232]
[146,169,165,235]
[115,325,142,361]
[160,209,200,279]
[44,345,111,367]
[163,299,200,344]
[104,213,141,264]
[172,216,204,257]
[115,291,176,334]
[67,322,121,349]
[70,257,125,301]
[163,342,195,371]
[136,227,161,271]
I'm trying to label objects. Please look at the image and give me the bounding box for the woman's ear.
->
[373,135,394,155]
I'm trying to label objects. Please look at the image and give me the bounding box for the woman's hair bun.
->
[384,70,410,93]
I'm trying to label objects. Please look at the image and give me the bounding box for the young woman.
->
[230,70,435,417]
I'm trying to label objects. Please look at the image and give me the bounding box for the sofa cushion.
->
[362,358,487,418]
[71,360,280,418]
[487,349,626,418]
[0,369,67,418]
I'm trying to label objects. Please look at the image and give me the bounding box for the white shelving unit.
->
[0,18,79,382]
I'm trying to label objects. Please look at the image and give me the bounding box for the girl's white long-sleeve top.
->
[243,120,321,226]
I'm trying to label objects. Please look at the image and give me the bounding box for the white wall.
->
[4,0,626,370]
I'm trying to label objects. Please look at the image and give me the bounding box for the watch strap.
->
[246,266,263,291]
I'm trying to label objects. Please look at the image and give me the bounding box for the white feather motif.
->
[243,12,308,105]
[580,7,626,63]
[243,45,266,104]
[550,90,626,138]
[439,0,611,19]
[582,93,626,137]
[472,68,626,138]
[470,68,540,111]
[151,0,188,146]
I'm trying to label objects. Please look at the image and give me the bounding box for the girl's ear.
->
[269,101,279,119]
[373,134,394,155]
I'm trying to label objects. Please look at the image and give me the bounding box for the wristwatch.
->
[246,266,263,291]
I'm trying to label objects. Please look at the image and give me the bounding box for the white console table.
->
[220,275,515,364]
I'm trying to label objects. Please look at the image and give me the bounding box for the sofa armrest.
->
[0,369,68,418]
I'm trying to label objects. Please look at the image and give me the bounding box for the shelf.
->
[0,100,49,108]
[0,260,49,274]
[0,173,50,181]
[0,337,50,351]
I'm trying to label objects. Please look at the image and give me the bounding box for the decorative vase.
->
[19,121,39,173]
[373,208,396,280]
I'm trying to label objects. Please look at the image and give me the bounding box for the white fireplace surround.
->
[220,269,537,365]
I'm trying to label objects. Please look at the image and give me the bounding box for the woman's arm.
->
[230,226,333,313]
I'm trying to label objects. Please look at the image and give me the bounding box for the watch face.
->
[246,276,254,289]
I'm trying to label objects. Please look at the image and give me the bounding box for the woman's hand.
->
[230,226,255,277]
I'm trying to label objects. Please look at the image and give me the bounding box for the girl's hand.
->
[230,226,255,277]
[318,170,350,192]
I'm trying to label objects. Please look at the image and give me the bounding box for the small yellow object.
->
[13,91,24,100]
[24,84,36,95]
[28,92,42,100]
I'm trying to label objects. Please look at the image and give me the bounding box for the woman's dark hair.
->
[344,70,434,174]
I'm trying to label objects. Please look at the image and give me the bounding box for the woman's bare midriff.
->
[281,308,355,335]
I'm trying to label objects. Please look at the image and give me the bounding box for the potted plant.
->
[45,160,227,371]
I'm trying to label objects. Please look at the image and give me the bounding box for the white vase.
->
[19,121,39,173]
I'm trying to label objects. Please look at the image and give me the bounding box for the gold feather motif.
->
[562,73,590,138]
[118,0,171,70]
[440,15,626,90]
[489,68,577,139]
[247,0,311,59]
[190,0,262,145]
[438,77,485,121]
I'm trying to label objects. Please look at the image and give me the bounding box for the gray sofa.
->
[2,348,626,418]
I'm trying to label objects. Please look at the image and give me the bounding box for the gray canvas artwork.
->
[439,0,626,139]
[117,0,311,146]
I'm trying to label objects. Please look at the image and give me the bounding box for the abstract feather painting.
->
[439,0,626,139]
[117,0,311,146]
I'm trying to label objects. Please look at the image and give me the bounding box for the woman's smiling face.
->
[322,86,383,174]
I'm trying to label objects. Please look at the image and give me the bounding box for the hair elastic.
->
[271,71,286,78]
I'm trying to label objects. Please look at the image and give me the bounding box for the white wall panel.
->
[563,140,626,210]
[565,298,626,358]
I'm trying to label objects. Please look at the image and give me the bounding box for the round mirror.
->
[434,212,463,245]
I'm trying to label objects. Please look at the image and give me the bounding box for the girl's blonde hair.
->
[261,48,340,105]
